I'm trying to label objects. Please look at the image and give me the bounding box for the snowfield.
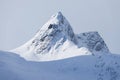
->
[0,51,120,80]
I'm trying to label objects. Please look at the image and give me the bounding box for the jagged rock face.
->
[28,12,77,54]
[77,32,109,53]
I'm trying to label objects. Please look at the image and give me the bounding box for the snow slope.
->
[11,12,109,61]
[0,51,120,80]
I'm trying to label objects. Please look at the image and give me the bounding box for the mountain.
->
[0,12,120,80]
[11,12,109,61]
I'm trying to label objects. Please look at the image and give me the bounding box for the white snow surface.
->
[11,12,109,61]
[12,40,91,61]
[0,51,120,80]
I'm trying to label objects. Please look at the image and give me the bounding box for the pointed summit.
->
[51,11,63,19]
[36,11,76,44]
[51,12,64,21]
[46,11,67,25]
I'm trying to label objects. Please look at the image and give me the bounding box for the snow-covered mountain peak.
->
[41,11,67,27]
[35,11,76,45]
[11,12,110,61]
[51,11,63,21]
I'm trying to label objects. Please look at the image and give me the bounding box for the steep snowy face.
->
[31,12,77,54]
[16,12,77,55]
[35,12,76,41]
[76,32,109,54]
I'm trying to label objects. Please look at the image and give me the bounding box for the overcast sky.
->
[0,0,120,53]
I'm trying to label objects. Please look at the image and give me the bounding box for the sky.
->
[0,0,120,53]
